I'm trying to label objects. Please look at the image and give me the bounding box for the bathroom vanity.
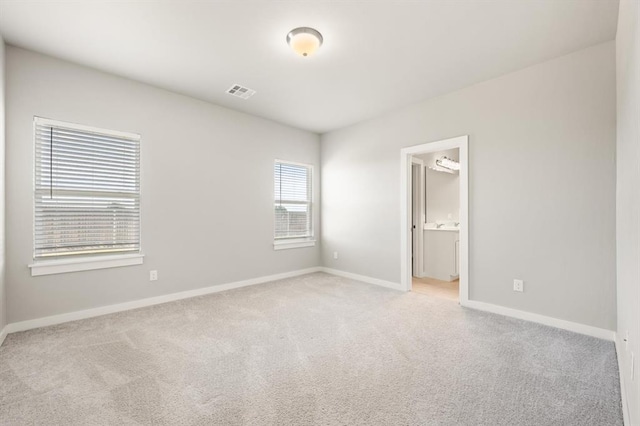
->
[423,225,459,282]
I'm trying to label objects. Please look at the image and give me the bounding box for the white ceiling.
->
[0,0,619,134]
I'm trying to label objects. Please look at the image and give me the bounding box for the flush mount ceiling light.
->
[286,27,323,57]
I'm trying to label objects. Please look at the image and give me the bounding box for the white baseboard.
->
[3,266,616,347]
[615,333,631,426]
[319,268,614,341]
[320,267,404,291]
[6,267,322,334]
[323,268,626,422]
[0,325,7,347]
[461,299,615,341]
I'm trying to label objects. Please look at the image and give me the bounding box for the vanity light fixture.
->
[287,27,323,57]
[435,156,460,171]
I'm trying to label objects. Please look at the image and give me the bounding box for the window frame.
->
[28,117,144,276]
[273,159,315,250]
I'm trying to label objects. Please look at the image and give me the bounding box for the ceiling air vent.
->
[226,84,256,100]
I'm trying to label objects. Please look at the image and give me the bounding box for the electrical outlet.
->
[513,279,524,292]
[150,270,158,281]
[333,251,339,260]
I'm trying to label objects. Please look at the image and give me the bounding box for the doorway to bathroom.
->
[400,136,469,304]
[412,148,460,300]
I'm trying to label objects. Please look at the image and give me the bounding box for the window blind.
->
[274,161,312,239]
[34,118,141,259]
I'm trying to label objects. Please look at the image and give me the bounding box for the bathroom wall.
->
[417,149,460,223]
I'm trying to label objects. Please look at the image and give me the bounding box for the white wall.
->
[615,0,640,422]
[417,149,460,223]
[0,38,6,334]
[5,47,321,323]
[321,42,616,330]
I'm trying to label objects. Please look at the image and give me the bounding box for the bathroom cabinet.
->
[423,229,459,281]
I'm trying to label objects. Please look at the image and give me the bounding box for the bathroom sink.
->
[423,223,459,231]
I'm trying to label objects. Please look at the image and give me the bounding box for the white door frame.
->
[411,157,425,277]
[400,135,469,304]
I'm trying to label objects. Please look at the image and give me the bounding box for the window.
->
[30,117,142,275]
[274,160,315,249]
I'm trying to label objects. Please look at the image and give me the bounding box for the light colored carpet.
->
[0,272,622,425]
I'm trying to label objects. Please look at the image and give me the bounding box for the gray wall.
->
[6,46,321,323]
[0,38,6,332]
[321,42,616,330]
[615,0,640,422]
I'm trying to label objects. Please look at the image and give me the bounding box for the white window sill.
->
[273,239,316,251]
[29,253,144,276]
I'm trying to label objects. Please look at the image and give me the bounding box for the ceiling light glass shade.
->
[287,27,323,57]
